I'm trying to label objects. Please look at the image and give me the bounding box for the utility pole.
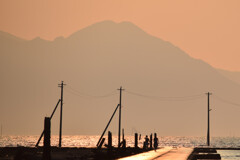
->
[58,81,66,147]
[118,86,124,148]
[206,92,212,146]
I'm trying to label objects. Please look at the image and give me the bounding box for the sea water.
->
[217,150,240,160]
[0,136,240,159]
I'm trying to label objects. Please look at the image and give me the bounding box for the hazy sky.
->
[1,0,240,71]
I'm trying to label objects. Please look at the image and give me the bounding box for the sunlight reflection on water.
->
[1,135,240,148]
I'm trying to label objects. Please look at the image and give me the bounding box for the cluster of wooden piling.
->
[97,131,158,150]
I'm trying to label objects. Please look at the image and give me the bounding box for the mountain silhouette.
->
[217,69,240,85]
[1,21,240,137]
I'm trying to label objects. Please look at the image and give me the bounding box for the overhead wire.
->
[124,90,205,101]
[66,85,118,99]
[65,88,87,98]
[66,85,205,101]
[66,86,240,110]
[65,85,208,101]
[213,94,240,108]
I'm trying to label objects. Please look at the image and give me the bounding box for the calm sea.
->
[0,135,240,160]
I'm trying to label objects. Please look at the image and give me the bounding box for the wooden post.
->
[122,139,126,149]
[43,117,51,160]
[154,133,158,149]
[108,131,112,149]
[135,133,138,148]
[150,134,153,149]
[122,129,126,148]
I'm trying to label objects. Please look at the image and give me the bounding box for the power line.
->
[65,88,87,97]
[66,85,206,101]
[125,90,204,98]
[124,90,205,101]
[65,88,117,99]
[213,95,240,108]
[67,85,94,97]
[66,85,118,98]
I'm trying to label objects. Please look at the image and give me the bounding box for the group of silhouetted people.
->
[143,133,159,151]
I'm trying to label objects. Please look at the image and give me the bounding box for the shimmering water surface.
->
[0,136,240,160]
[217,150,240,160]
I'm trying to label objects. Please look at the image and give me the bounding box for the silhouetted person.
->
[154,133,159,151]
[143,135,149,149]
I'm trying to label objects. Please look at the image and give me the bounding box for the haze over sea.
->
[1,135,240,159]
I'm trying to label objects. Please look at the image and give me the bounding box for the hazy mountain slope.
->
[217,69,240,85]
[1,21,240,137]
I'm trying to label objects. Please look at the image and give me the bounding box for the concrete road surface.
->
[118,147,193,160]
[153,148,193,160]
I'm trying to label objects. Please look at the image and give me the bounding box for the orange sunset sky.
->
[1,0,240,71]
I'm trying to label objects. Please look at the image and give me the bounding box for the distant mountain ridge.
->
[1,21,240,136]
[0,30,26,42]
[3,26,239,86]
[217,69,240,84]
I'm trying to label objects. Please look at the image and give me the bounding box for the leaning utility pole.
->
[118,86,124,148]
[96,104,120,147]
[206,92,212,146]
[58,81,66,147]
